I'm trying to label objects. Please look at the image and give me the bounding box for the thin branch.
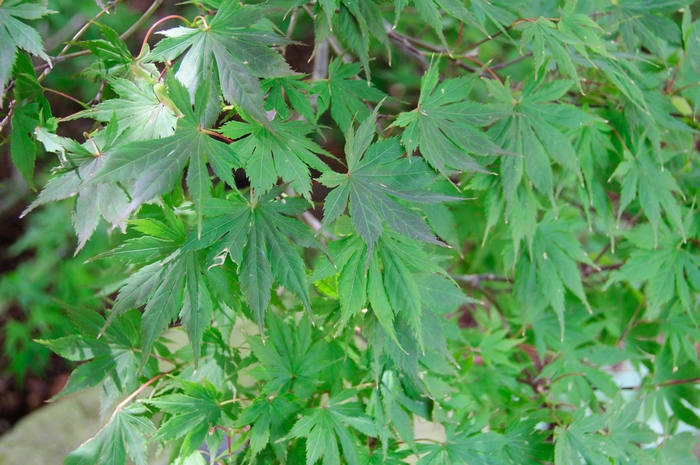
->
[452,274,511,286]
[38,0,124,82]
[282,7,299,57]
[42,87,90,108]
[490,53,532,71]
[120,0,164,42]
[115,372,167,411]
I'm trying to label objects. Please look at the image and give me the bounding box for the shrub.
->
[3,0,700,463]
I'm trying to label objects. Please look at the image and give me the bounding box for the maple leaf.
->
[320,108,459,251]
[0,0,53,95]
[146,380,231,457]
[9,53,52,188]
[88,77,239,231]
[394,0,483,51]
[104,213,222,367]
[247,314,327,398]
[65,77,177,141]
[22,118,131,252]
[392,61,507,177]
[220,116,330,199]
[150,1,291,125]
[64,404,155,465]
[313,58,387,134]
[610,0,685,57]
[283,389,377,465]
[263,75,316,123]
[511,214,596,339]
[233,393,299,461]
[610,147,685,245]
[183,186,321,329]
[487,76,597,206]
[608,213,700,312]
[39,308,156,415]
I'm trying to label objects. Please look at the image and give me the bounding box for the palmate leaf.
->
[319,109,459,251]
[417,423,519,465]
[89,77,239,230]
[0,0,53,95]
[263,75,316,123]
[10,52,51,188]
[220,117,330,199]
[145,380,230,458]
[64,404,155,465]
[247,313,327,398]
[313,59,387,133]
[332,0,391,81]
[105,214,218,366]
[65,77,177,141]
[554,400,657,465]
[610,147,685,245]
[23,120,131,252]
[608,217,700,312]
[392,61,507,177]
[312,228,449,348]
[484,76,598,251]
[75,22,132,67]
[511,215,596,339]
[367,370,419,455]
[150,0,291,125]
[609,0,685,57]
[283,390,377,465]
[183,186,321,329]
[470,0,517,33]
[40,309,153,416]
[234,393,299,461]
[394,0,483,51]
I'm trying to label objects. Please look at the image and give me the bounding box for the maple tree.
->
[2,0,700,464]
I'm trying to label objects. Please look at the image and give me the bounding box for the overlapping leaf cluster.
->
[3,0,700,464]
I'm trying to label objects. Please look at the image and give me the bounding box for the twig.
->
[282,7,299,57]
[115,372,167,411]
[42,87,89,108]
[490,53,532,71]
[303,211,335,240]
[452,274,511,286]
[120,0,163,42]
[38,0,124,82]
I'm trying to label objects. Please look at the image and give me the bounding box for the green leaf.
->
[65,404,154,465]
[610,148,685,245]
[234,394,299,461]
[320,112,459,249]
[220,117,330,199]
[65,78,177,141]
[146,381,224,457]
[392,63,507,177]
[284,391,376,465]
[151,1,291,125]
[89,76,239,227]
[0,1,53,92]
[247,313,327,398]
[313,59,387,133]
[184,189,320,329]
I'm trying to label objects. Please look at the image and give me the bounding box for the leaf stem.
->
[42,87,89,108]
[138,15,190,58]
[201,128,233,143]
[115,372,167,411]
